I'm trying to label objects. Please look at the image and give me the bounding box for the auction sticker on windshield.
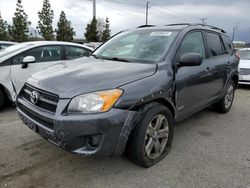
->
[150,31,172,36]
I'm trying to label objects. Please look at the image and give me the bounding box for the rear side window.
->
[65,46,92,60]
[221,35,233,54]
[205,32,225,57]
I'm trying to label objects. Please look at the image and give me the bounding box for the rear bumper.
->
[17,98,140,156]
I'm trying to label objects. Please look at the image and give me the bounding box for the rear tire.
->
[213,80,235,113]
[126,103,174,168]
[0,90,5,111]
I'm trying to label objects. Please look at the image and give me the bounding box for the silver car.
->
[239,48,250,85]
[0,41,93,110]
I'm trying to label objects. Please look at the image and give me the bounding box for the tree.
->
[11,0,30,42]
[0,14,9,40]
[96,18,105,41]
[101,17,111,42]
[84,17,98,42]
[37,0,54,40]
[56,11,75,41]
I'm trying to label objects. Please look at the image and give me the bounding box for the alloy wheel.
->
[224,84,234,109]
[144,114,169,160]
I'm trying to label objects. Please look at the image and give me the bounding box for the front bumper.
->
[17,97,140,156]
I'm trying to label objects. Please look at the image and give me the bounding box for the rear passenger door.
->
[175,31,215,119]
[204,31,228,97]
[220,34,236,81]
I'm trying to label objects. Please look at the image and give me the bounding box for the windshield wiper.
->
[91,54,101,59]
[102,57,131,62]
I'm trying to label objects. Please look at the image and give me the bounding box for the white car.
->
[239,48,250,85]
[0,41,93,110]
[0,41,17,50]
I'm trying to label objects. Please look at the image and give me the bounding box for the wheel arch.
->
[131,98,176,120]
[232,74,239,89]
[0,83,12,101]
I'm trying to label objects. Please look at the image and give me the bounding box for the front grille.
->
[20,84,59,113]
[240,68,250,75]
[19,104,54,130]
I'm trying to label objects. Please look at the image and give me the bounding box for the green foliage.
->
[85,17,111,42]
[10,0,30,42]
[37,0,54,40]
[101,17,111,42]
[0,14,9,40]
[56,11,75,42]
[84,17,99,42]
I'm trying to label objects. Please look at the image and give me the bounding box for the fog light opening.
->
[87,134,101,147]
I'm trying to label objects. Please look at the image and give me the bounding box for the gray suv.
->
[17,24,239,167]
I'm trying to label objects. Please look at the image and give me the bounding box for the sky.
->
[0,0,249,42]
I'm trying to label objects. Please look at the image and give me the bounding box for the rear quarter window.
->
[205,32,225,57]
[221,35,233,54]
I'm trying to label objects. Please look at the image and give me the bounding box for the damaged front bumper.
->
[17,98,140,156]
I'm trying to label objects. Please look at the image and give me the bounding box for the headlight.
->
[67,89,123,114]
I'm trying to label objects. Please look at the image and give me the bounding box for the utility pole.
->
[93,0,96,19]
[248,27,250,43]
[232,26,236,41]
[200,18,207,25]
[146,2,149,25]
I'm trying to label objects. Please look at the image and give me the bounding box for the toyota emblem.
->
[30,91,40,104]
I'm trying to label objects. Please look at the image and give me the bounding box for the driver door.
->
[175,31,215,119]
[10,45,64,94]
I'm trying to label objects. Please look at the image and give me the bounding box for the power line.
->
[150,2,198,21]
[104,0,144,7]
[100,1,144,18]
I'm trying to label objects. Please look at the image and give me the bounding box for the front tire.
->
[213,80,235,113]
[126,103,174,168]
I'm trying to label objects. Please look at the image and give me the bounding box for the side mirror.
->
[179,53,202,66]
[22,56,36,69]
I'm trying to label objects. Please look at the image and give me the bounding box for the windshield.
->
[94,29,179,63]
[0,43,32,59]
[239,50,250,60]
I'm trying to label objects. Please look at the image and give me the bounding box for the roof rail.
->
[166,23,192,26]
[165,23,226,33]
[137,25,155,28]
[202,24,226,33]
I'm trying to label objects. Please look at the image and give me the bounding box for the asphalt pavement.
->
[0,87,250,188]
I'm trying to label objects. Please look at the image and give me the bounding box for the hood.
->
[27,57,157,98]
[239,59,250,69]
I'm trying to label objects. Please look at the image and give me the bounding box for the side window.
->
[65,46,92,60]
[205,32,225,57]
[221,35,233,54]
[12,46,62,65]
[178,32,206,59]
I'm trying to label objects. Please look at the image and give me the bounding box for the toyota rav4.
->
[17,24,239,167]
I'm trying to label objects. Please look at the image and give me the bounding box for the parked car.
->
[0,41,93,110]
[17,24,239,167]
[0,41,17,50]
[238,48,250,84]
[83,42,103,49]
